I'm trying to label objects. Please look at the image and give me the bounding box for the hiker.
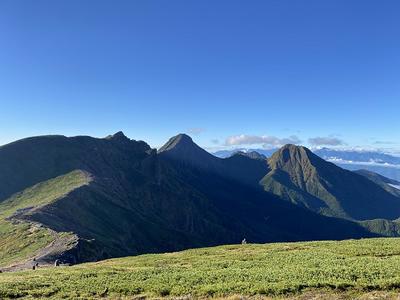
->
[32,259,38,270]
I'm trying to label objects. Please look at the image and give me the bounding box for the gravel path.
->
[0,224,79,272]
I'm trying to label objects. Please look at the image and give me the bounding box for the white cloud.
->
[308,137,344,146]
[224,134,302,147]
[326,158,400,169]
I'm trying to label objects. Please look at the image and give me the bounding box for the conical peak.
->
[172,133,193,144]
[158,133,196,153]
[280,144,307,151]
[269,144,314,169]
[280,144,312,156]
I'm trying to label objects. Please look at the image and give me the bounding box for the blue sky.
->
[0,1,399,151]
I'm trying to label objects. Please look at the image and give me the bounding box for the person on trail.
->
[32,259,38,270]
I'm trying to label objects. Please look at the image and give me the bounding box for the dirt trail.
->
[0,223,79,272]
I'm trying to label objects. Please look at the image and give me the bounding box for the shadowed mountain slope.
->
[0,170,103,270]
[354,169,400,197]
[0,133,378,269]
[159,134,270,187]
[261,145,400,221]
[232,151,267,160]
[0,132,150,202]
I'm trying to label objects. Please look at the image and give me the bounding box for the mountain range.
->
[213,147,400,181]
[1,132,400,271]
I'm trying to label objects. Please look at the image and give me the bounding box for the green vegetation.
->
[0,170,91,267]
[360,219,400,237]
[355,169,400,198]
[262,144,400,221]
[1,238,400,299]
[0,222,52,268]
[1,133,400,280]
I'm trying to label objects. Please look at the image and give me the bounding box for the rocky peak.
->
[158,134,196,153]
[105,131,130,142]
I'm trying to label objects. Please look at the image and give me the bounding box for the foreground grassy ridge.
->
[1,238,400,299]
[0,170,91,267]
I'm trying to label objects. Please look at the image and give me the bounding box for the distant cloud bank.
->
[374,141,396,145]
[308,136,344,146]
[224,134,301,147]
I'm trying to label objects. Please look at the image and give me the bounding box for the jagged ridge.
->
[0,133,379,270]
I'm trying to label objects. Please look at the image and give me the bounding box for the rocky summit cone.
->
[262,144,400,220]
[158,133,194,152]
[268,144,317,171]
[158,133,215,167]
[159,134,270,187]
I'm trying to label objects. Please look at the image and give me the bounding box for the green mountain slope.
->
[354,169,400,197]
[0,170,91,268]
[359,218,400,237]
[2,238,400,299]
[0,132,151,203]
[0,133,378,269]
[261,144,400,221]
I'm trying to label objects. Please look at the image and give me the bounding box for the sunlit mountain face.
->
[212,148,400,181]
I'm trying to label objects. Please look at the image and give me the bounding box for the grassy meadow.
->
[1,238,400,299]
[0,170,91,267]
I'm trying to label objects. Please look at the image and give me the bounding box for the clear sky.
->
[0,0,399,151]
